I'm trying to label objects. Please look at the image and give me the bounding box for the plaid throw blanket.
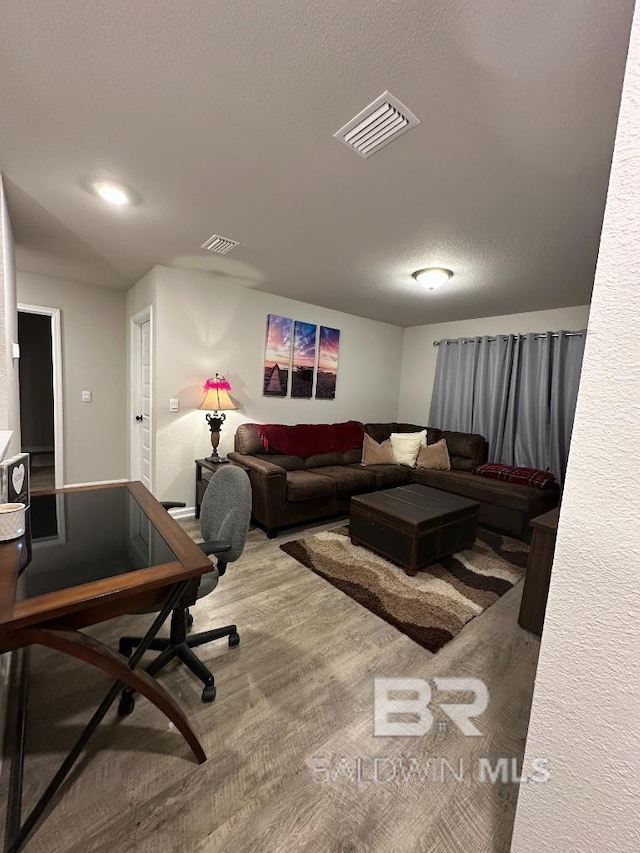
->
[473,463,556,489]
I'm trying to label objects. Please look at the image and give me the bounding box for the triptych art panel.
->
[263,314,292,397]
[262,314,340,399]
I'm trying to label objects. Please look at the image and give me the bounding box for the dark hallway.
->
[18,311,55,490]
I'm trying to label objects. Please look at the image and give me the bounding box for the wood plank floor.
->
[1,519,540,853]
[29,466,55,492]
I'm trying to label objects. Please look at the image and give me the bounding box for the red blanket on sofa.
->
[474,463,556,489]
[256,421,364,458]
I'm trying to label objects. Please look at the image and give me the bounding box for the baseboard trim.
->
[168,506,196,520]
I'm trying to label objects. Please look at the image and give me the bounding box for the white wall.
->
[0,176,21,458]
[512,6,640,851]
[17,272,127,485]
[0,175,19,775]
[398,304,591,424]
[128,265,404,505]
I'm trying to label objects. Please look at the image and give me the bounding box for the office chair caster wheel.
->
[118,640,133,658]
[118,691,135,716]
[228,632,240,648]
[202,684,216,703]
[186,610,194,630]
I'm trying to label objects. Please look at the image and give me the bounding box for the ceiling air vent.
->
[333,91,420,159]
[200,234,239,254]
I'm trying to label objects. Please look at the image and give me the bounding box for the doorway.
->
[17,304,64,490]
[130,307,153,492]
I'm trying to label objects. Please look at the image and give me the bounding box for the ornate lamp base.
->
[205,412,226,461]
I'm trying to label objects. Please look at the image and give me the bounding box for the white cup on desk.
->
[0,502,27,541]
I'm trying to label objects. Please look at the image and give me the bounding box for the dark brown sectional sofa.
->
[228,421,560,539]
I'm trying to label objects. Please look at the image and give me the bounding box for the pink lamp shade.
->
[197,376,238,412]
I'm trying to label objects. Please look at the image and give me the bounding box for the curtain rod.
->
[433,331,585,347]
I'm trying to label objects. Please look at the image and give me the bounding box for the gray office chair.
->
[118,465,252,707]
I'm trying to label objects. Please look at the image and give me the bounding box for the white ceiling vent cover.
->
[334,91,420,159]
[200,234,239,254]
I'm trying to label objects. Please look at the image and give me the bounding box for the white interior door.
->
[132,309,153,491]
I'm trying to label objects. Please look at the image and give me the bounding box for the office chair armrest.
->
[199,540,232,557]
[161,501,187,511]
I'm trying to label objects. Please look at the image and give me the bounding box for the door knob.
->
[135,415,143,422]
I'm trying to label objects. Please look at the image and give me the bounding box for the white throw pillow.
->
[389,430,427,467]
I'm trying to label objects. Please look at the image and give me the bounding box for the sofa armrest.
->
[228,453,286,531]
[228,453,286,478]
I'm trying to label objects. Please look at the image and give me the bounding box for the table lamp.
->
[197,374,238,462]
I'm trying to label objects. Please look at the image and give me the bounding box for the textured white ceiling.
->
[0,0,634,326]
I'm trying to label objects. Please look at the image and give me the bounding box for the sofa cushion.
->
[311,465,378,494]
[364,423,399,444]
[343,448,363,465]
[361,434,395,465]
[304,452,344,468]
[363,464,413,489]
[264,454,305,471]
[397,423,442,442]
[286,470,337,502]
[390,430,427,466]
[416,439,451,471]
[235,423,265,455]
[304,449,363,468]
[440,431,486,471]
[365,423,442,445]
[411,469,557,514]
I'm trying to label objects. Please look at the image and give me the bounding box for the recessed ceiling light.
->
[92,180,131,206]
[412,268,453,291]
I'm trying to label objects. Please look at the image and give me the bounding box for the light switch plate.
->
[169,398,179,413]
[82,390,92,402]
[11,342,20,360]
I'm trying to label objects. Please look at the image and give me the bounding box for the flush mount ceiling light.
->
[92,180,132,206]
[412,268,453,291]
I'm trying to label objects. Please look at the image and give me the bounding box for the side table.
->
[195,458,230,518]
[518,507,560,637]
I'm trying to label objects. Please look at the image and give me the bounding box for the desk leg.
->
[17,628,207,764]
[5,582,206,853]
[4,649,30,852]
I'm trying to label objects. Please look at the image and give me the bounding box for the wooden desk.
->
[0,482,214,853]
[518,507,560,637]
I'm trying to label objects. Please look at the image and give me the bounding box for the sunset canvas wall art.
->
[263,314,292,396]
[291,321,317,398]
[315,326,340,399]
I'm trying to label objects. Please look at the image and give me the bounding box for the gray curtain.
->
[429,330,586,484]
[549,332,586,482]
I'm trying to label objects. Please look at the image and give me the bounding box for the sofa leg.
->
[266,527,277,539]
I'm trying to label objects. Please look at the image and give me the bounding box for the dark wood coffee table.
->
[350,484,479,576]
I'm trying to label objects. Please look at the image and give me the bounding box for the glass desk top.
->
[17,487,178,601]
